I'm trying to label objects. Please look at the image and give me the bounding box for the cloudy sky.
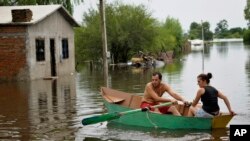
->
[73,0,248,32]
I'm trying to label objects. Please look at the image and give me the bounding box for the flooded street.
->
[0,41,250,140]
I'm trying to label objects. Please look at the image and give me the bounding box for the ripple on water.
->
[220,136,229,141]
[0,129,21,139]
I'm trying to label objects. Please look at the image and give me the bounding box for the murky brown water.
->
[0,41,250,141]
[0,76,78,140]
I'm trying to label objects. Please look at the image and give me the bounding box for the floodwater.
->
[0,41,250,141]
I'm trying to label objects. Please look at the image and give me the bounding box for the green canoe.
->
[100,87,234,130]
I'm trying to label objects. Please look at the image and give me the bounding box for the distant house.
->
[0,5,79,81]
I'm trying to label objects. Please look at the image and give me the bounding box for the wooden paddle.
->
[82,102,172,126]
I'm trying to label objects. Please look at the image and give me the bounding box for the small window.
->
[62,38,69,59]
[36,39,45,61]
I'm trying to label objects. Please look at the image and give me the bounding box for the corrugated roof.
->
[0,5,79,27]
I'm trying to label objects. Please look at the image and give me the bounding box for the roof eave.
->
[58,6,80,27]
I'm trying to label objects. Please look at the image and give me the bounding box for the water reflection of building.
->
[0,75,76,140]
[28,75,76,137]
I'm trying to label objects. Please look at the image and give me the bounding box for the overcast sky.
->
[73,0,248,32]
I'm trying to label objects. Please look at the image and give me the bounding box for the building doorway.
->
[50,39,56,76]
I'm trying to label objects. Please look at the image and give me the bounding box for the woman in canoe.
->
[140,72,188,116]
[188,72,236,117]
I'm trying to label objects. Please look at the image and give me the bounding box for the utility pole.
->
[99,0,108,87]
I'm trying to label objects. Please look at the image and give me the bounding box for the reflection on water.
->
[245,44,250,89]
[0,82,30,140]
[0,75,77,140]
[107,122,214,140]
[28,76,77,140]
[0,42,250,140]
[77,122,229,141]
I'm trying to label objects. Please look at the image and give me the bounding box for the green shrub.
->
[243,29,250,44]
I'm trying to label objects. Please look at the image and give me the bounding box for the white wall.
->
[27,11,75,80]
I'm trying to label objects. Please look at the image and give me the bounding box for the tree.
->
[0,0,83,14]
[106,4,158,63]
[75,3,158,64]
[243,29,250,44]
[75,8,102,63]
[244,0,250,43]
[152,26,177,53]
[153,17,183,52]
[244,0,250,27]
[188,21,213,40]
[214,19,229,38]
[190,22,199,29]
[164,17,183,48]
[189,22,200,40]
[228,27,243,38]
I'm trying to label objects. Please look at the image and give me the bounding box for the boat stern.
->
[212,114,234,128]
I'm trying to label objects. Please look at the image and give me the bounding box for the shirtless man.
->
[140,72,187,116]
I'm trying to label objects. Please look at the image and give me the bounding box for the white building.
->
[0,5,79,81]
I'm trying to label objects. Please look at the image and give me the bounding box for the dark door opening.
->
[50,39,57,76]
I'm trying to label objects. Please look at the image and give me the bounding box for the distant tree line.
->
[188,19,244,41]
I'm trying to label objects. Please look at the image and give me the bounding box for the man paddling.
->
[140,72,188,116]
